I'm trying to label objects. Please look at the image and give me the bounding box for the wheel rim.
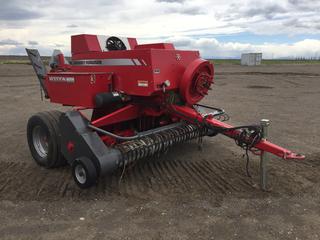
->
[193,71,212,97]
[32,125,49,158]
[75,164,87,184]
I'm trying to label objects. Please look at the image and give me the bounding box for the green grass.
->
[262,59,320,64]
[208,59,320,65]
[208,59,240,65]
[0,60,31,65]
[0,60,50,65]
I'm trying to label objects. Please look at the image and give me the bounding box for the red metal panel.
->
[127,38,138,49]
[134,43,175,50]
[67,49,201,97]
[71,34,101,55]
[67,66,154,97]
[48,35,208,105]
[45,72,112,107]
[150,49,200,91]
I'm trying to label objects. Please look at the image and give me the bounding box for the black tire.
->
[27,111,67,168]
[207,128,218,137]
[72,157,98,189]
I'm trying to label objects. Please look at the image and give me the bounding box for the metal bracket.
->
[193,104,226,118]
[260,119,270,191]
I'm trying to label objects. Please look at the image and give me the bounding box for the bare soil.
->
[0,63,319,240]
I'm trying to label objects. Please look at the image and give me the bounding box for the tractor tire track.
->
[193,159,234,192]
[162,159,185,192]
[204,158,254,190]
[137,163,152,194]
[157,159,180,191]
[0,157,267,201]
[184,161,213,190]
[144,160,162,193]
[202,159,243,191]
[150,160,170,193]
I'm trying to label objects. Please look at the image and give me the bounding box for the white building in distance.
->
[241,53,262,66]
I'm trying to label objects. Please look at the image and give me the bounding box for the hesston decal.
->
[48,76,75,83]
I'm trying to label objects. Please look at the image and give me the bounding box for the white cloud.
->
[0,33,319,60]
[0,0,319,58]
[160,36,320,59]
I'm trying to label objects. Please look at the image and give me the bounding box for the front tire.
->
[72,157,98,189]
[27,111,67,168]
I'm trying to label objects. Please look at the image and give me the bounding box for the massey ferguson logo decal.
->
[48,76,75,83]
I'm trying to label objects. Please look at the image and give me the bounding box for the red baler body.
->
[26,34,304,189]
[45,34,200,107]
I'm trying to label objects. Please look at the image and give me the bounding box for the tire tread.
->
[27,111,67,168]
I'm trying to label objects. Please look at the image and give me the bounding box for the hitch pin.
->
[260,119,270,191]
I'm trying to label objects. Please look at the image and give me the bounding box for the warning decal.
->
[138,80,148,87]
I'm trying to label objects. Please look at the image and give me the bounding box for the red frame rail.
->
[172,105,305,160]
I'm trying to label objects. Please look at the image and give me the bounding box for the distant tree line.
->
[294,57,320,61]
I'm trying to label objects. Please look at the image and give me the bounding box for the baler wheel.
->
[72,157,98,189]
[27,111,67,168]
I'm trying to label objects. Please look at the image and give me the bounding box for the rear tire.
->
[72,157,98,189]
[27,111,67,168]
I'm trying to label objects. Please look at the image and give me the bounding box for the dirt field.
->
[0,62,319,240]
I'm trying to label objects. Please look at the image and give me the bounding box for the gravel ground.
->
[0,63,319,240]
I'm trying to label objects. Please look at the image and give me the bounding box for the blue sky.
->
[0,0,320,59]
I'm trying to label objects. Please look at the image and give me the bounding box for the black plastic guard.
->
[25,48,49,98]
[59,111,122,176]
